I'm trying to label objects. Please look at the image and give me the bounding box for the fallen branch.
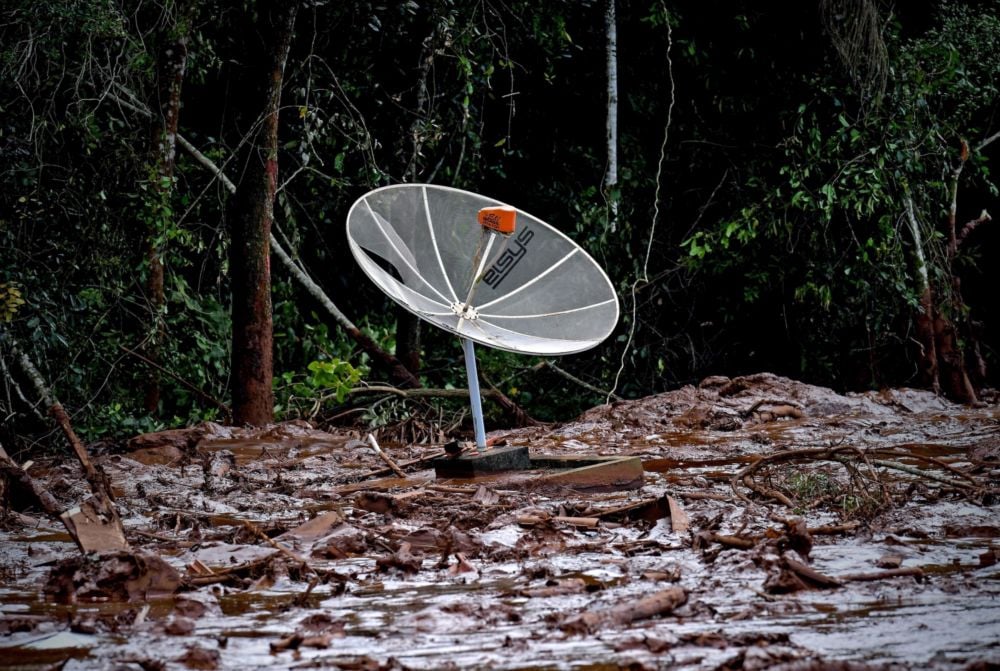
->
[183,551,280,586]
[608,587,688,625]
[553,515,601,528]
[174,132,420,389]
[356,450,446,480]
[697,531,757,550]
[243,521,347,583]
[731,446,897,509]
[855,456,978,490]
[480,371,540,427]
[533,360,622,401]
[783,556,842,588]
[696,521,860,552]
[269,237,421,389]
[741,473,794,508]
[3,334,112,501]
[0,444,61,517]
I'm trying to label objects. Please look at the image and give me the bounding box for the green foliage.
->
[3,0,1000,454]
[0,283,26,322]
[675,3,1000,386]
[275,357,365,420]
[305,359,363,403]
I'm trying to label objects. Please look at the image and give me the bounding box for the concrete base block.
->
[432,445,531,478]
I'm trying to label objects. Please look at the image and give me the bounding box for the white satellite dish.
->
[347,184,619,450]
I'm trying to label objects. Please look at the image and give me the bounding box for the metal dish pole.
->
[461,337,487,453]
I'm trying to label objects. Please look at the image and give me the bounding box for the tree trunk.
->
[228,1,298,426]
[935,144,977,403]
[143,20,190,414]
[905,138,990,405]
[604,0,619,229]
[904,196,939,393]
[395,308,421,376]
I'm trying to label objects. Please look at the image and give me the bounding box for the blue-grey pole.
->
[461,337,487,452]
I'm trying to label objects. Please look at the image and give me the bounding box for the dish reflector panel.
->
[347,184,619,356]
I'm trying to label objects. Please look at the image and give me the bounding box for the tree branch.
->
[0,442,62,517]
[1,333,111,500]
[957,210,992,248]
[976,128,1000,153]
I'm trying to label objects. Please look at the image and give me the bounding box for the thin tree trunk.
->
[396,309,421,376]
[904,196,939,393]
[228,1,297,426]
[143,20,190,414]
[906,139,983,404]
[936,142,977,403]
[604,0,619,229]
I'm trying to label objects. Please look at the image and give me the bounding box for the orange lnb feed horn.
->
[478,206,517,235]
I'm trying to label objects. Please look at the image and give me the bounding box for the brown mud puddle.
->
[2,373,999,670]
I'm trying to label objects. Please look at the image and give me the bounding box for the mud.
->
[1,373,998,670]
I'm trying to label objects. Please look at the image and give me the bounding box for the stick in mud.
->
[359,450,447,480]
[367,434,407,478]
[839,567,925,583]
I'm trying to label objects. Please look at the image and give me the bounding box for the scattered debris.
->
[1,374,997,669]
[45,551,180,603]
[375,542,423,575]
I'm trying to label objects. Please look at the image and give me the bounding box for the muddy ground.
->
[1,373,999,670]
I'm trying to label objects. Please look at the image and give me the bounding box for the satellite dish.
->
[347,184,619,450]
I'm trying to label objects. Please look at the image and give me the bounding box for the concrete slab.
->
[432,445,531,477]
[433,449,644,493]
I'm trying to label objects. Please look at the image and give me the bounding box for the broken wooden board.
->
[529,455,644,493]
[667,495,690,533]
[60,495,129,554]
[276,511,345,544]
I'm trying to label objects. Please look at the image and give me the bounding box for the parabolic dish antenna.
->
[347,184,619,451]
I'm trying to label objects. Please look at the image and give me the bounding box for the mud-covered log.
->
[563,586,687,633]
[607,587,688,625]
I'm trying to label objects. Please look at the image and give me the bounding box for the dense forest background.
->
[1,0,998,452]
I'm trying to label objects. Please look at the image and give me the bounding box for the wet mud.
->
[1,373,998,670]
